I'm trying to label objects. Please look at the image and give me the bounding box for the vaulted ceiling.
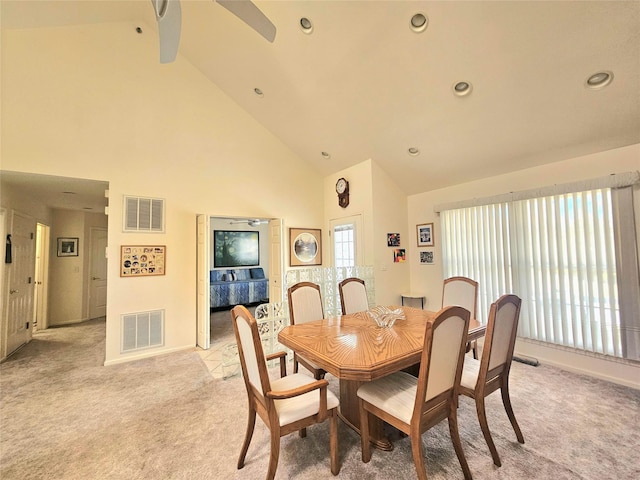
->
[2,1,639,208]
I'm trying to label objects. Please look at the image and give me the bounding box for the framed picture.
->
[120,245,166,277]
[387,233,400,247]
[420,250,435,265]
[393,248,406,263]
[289,228,322,266]
[57,237,79,257]
[213,230,260,268]
[417,222,434,247]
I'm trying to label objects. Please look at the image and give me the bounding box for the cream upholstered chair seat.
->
[231,305,340,479]
[287,281,327,379]
[271,374,339,426]
[339,277,369,315]
[357,306,473,480]
[458,294,524,468]
[442,276,479,359]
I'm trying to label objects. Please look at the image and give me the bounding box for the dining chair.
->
[287,281,326,379]
[357,306,473,480]
[338,277,369,315]
[442,276,479,359]
[231,305,340,480]
[459,294,524,467]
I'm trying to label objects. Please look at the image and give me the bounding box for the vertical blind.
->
[442,185,640,360]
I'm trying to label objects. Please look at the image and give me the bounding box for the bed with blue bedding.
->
[210,267,269,309]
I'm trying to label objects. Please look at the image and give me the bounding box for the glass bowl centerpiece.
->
[367,306,405,328]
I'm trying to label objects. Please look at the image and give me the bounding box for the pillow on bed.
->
[250,268,265,279]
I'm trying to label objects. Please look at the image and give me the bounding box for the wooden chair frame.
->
[287,281,326,379]
[443,276,479,359]
[459,294,524,467]
[358,306,473,480]
[338,277,368,315]
[231,305,339,480]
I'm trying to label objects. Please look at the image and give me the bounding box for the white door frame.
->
[34,223,50,330]
[196,215,284,349]
[330,214,364,266]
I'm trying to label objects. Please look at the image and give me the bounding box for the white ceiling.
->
[2,1,639,208]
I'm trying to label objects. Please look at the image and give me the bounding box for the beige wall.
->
[2,22,324,364]
[324,159,410,306]
[407,143,640,387]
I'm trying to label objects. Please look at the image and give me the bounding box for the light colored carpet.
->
[1,317,639,480]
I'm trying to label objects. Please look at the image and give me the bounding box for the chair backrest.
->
[415,306,470,414]
[442,276,478,319]
[339,277,369,314]
[231,305,270,401]
[288,282,324,325]
[482,294,522,377]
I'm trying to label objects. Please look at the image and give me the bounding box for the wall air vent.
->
[123,196,165,232]
[121,309,164,352]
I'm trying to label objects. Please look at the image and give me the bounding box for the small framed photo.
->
[393,248,406,263]
[420,251,435,265]
[57,237,79,257]
[289,228,322,266]
[417,223,434,247]
[387,233,400,247]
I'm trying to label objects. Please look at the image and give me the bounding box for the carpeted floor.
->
[1,317,639,480]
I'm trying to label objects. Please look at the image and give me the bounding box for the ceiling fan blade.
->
[216,0,276,43]
[151,0,181,63]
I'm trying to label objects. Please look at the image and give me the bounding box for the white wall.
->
[407,143,640,387]
[2,22,324,365]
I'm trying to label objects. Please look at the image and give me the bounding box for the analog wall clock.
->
[336,177,350,208]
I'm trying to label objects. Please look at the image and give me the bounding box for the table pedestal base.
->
[339,379,393,451]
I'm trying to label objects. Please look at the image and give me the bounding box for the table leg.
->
[338,379,393,451]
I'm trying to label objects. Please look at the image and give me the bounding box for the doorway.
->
[196,216,284,350]
[88,227,107,319]
[33,223,50,331]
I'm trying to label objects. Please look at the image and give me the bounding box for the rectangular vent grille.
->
[123,196,165,232]
[121,309,164,352]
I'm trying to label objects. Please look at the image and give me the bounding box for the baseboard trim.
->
[103,344,195,367]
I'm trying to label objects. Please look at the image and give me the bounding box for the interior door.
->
[196,214,210,349]
[88,227,107,319]
[269,219,284,303]
[34,223,50,330]
[5,211,36,356]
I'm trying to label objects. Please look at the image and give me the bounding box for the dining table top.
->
[278,306,485,382]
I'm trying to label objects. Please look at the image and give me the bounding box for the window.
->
[440,178,640,361]
[331,214,363,268]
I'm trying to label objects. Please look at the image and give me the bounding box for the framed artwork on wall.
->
[120,245,166,277]
[387,233,400,247]
[57,237,79,257]
[417,222,434,247]
[420,250,435,265]
[289,228,322,266]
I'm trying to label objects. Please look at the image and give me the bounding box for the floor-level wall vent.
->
[121,309,164,353]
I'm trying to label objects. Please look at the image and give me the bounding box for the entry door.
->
[5,211,36,356]
[269,219,284,303]
[330,214,363,267]
[88,227,107,319]
[34,223,50,330]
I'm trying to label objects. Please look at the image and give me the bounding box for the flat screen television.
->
[213,230,260,268]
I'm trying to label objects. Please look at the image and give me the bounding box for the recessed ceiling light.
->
[254,87,264,97]
[408,147,420,156]
[453,81,473,96]
[300,17,314,34]
[321,151,331,159]
[585,71,613,90]
[410,13,428,33]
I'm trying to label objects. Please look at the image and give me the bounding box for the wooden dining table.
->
[277,306,485,450]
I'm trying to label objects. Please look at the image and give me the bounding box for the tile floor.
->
[196,308,237,379]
